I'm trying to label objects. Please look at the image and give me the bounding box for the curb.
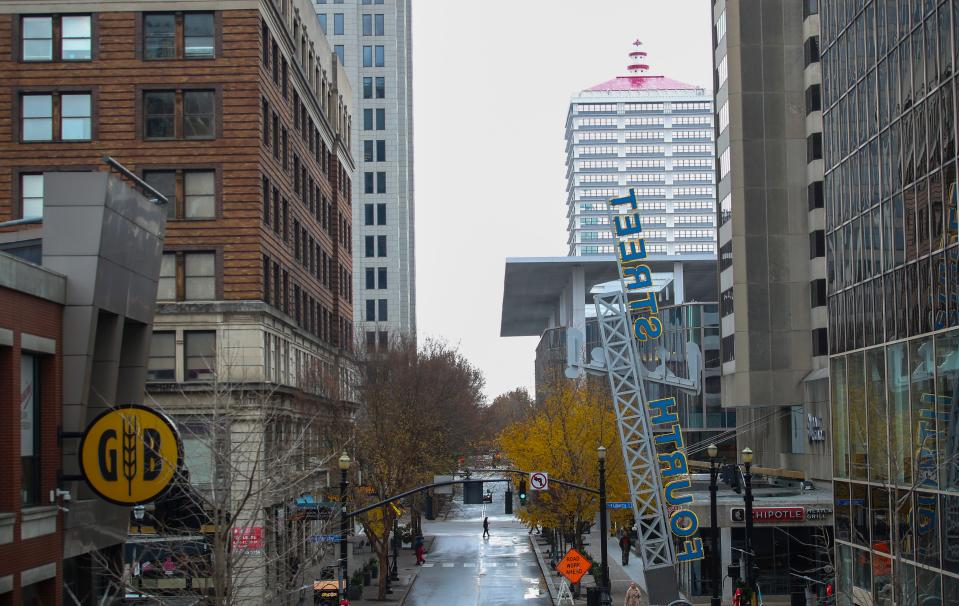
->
[529,535,559,605]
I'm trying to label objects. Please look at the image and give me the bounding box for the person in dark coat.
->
[482,516,490,539]
[619,533,632,565]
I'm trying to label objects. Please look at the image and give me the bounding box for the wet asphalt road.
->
[405,475,551,606]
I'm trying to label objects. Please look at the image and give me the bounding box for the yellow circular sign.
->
[79,405,182,506]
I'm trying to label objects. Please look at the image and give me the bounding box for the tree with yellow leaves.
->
[498,373,630,549]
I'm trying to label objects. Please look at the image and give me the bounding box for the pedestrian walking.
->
[482,516,490,539]
[619,533,632,565]
[414,535,426,565]
[624,581,642,606]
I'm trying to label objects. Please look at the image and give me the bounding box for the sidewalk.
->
[348,535,434,605]
[528,525,650,606]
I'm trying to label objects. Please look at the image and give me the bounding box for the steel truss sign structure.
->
[594,188,703,605]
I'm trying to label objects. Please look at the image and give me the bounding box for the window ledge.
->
[0,512,15,545]
[21,506,58,540]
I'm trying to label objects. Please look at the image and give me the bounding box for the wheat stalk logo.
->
[122,415,138,497]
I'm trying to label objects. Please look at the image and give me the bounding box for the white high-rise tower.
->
[566,42,716,258]
[314,0,415,344]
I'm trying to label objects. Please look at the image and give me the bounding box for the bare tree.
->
[84,346,357,606]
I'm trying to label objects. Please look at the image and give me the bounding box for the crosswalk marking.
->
[420,561,537,569]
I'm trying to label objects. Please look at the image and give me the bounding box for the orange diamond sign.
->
[556,548,592,584]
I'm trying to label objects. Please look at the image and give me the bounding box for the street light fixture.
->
[741,447,755,604]
[707,444,720,606]
[597,446,612,606]
[133,504,145,534]
[338,451,351,602]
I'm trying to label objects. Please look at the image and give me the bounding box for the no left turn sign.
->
[529,472,548,491]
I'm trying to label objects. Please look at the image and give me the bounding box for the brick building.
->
[0,0,360,603]
[0,170,168,606]
[0,253,64,606]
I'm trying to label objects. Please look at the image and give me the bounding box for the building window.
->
[809,230,825,259]
[144,170,177,219]
[366,268,375,289]
[22,16,53,61]
[333,13,344,35]
[184,13,215,58]
[377,235,387,257]
[807,133,822,162]
[378,299,388,321]
[808,181,824,210]
[21,94,52,141]
[377,203,386,225]
[185,331,216,381]
[375,77,385,98]
[805,85,822,114]
[812,328,827,356]
[144,169,216,219]
[157,252,176,300]
[718,101,729,133]
[804,36,820,66]
[376,172,386,193]
[20,353,40,506]
[365,236,375,257]
[811,279,826,307]
[21,15,92,62]
[184,90,215,139]
[144,13,216,60]
[364,172,375,194]
[144,14,176,59]
[375,14,384,36]
[145,90,216,140]
[185,171,215,218]
[375,45,384,66]
[378,267,387,289]
[318,14,327,34]
[363,45,373,67]
[20,174,43,219]
[717,55,728,88]
[334,45,344,64]
[362,14,372,36]
[376,108,385,130]
[365,299,375,321]
[147,332,176,381]
[364,204,375,225]
[363,76,373,99]
[20,92,91,142]
[363,108,373,130]
[144,91,175,138]
[185,252,216,300]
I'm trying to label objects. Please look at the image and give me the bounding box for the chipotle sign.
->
[730,507,805,523]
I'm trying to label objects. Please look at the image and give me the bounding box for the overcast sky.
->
[411,0,713,401]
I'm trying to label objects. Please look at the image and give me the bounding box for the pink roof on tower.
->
[587,75,701,92]
[587,39,701,92]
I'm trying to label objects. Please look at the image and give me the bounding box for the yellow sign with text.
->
[80,405,182,505]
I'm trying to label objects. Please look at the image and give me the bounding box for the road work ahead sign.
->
[556,548,591,584]
[80,404,182,505]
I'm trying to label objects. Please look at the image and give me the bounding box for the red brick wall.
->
[0,285,63,605]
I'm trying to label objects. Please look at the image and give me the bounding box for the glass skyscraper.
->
[821,0,959,602]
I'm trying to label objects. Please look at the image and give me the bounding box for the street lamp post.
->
[707,444,721,606]
[597,446,612,606]
[742,447,755,604]
[338,451,351,602]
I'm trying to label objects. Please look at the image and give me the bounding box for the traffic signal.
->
[518,479,527,505]
[825,583,833,597]
[505,489,513,515]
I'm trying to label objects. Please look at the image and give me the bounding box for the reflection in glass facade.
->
[635,303,735,459]
[823,0,959,601]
